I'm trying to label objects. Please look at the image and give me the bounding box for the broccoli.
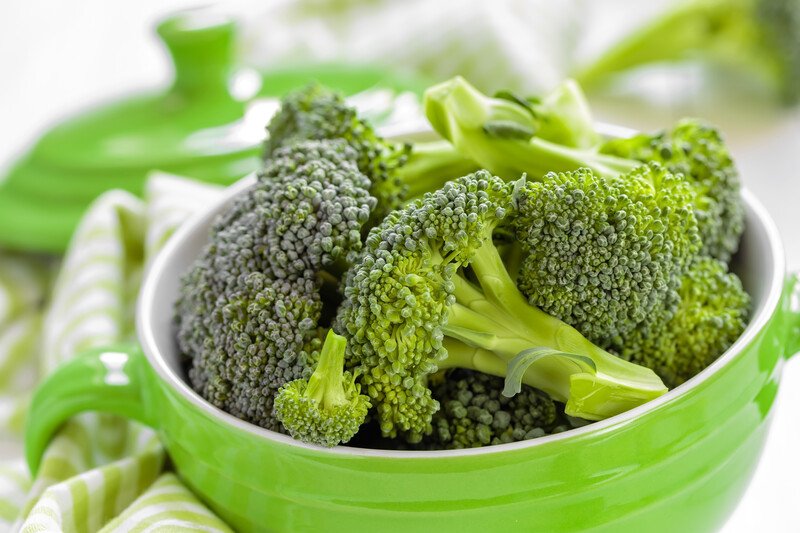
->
[175,140,375,432]
[600,120,744,262]
[338,171,668,443]
[632,122,743,262]
[612,257,750,388]
[274,330,371,447]
[513,165,700,346]
[425,76,743,261]
[424,369,569,449]
[573,0,800,104]
[264,84,479,219]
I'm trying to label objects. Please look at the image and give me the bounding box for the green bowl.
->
[25,131,799,532]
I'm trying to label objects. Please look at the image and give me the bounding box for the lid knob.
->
[156,8,237,100]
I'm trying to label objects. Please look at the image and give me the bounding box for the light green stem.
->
[305,330,348,410]
[575,3,713,87]
[397,140,479,200]
[441,238,667,420]
[423,76,638,180]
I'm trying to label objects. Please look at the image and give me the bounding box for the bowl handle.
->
[25,345,158,476]
[784,273,800,359]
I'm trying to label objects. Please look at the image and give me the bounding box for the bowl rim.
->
[137,124,786,458]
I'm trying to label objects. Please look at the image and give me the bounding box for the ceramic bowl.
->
[26,128,800,532]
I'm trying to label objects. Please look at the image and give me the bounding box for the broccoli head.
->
[265,84,478,219]
[260,141,377,274]
[339,170,668,443]
[176,140,376,432]
[601,119,744,261]
[613,257,750,387]
[514,164,700,346]
[274,330,370,447]
[425,369,567,449]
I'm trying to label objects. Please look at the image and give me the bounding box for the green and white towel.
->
[0,173,229,532]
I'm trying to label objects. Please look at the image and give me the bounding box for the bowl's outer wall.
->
[144,288,792,533]
[137,122,791,531]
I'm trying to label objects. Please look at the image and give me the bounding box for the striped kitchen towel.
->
[0,173,225,532]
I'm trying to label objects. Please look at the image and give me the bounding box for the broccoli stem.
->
[424,77,638,180]
[439,238,667,420]
[304,330,349,410]
[397,140,480,200]
[274,328,370,446]
[494,138,638,182]
[424,76,539,144]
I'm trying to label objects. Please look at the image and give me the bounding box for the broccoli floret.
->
[514,165,700,346]
[601,119,744,261]
[260,141,377,274]
[175,140,375,432]
[264,84,478,218]
[274,330,370,447]
[573,0,800,104]
[425,369,566,449]
[338,171,668,443]
[613,257,750,388]
[425,76,744,262]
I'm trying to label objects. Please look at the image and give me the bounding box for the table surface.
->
[2,1,799,531]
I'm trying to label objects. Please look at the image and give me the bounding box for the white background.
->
[2,1,800,531]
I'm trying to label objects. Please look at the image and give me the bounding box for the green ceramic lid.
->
[0,9,427,253]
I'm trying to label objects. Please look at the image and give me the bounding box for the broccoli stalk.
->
[396,140,480,200]
[437,237,667,420]
[274,330,370,447]
[572,0,800,103]
[424,76,601,150]
[424,76,636,181]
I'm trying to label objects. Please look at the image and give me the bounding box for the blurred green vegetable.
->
[573,0,800,103]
